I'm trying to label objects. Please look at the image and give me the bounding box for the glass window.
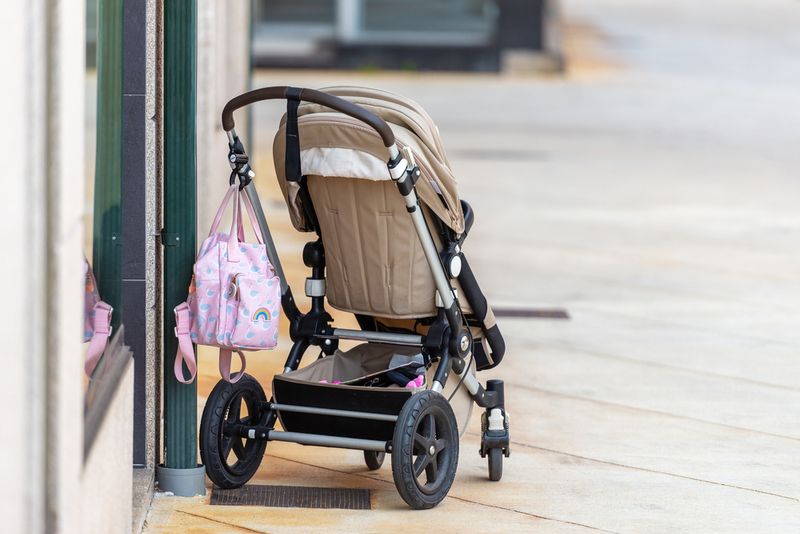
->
[363,0,495,34]
[254,0,336,24]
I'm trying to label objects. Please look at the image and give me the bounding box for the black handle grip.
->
[221,86,396,148]
[483,325,506,365]
[458,254,505,365]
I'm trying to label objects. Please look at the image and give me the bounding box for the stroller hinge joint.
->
[396,167,420,196]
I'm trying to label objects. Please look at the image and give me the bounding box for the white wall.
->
[48,1,87,530]
[196,0,251,236]
[0,2,250,530]
[0,0,86,532]
[0,0,44,530]
[82,367,134,534]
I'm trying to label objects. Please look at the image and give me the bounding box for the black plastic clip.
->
[229,167,253,190]
[396,166,420,197]
[227,136,253,190]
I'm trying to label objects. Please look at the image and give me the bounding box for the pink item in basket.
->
[406,375,425,389]
[173,184,280,384]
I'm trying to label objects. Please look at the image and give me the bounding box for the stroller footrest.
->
[268,430,389,452]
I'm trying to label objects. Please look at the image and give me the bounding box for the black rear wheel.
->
[199,374,268,489]
[364,450,386,470]
[391,390,459,509]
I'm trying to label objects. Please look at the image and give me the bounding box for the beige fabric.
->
[273,89,464,233]
[282,343,474,434]
[306,175,472,318]
[271,86,471,319]
[300,146,390,182]
[319,85,452,167]
[307,176,437,317]
[284,343,419,383]
[482,306,497,330]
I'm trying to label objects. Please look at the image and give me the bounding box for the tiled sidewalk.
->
[144,1,800,531]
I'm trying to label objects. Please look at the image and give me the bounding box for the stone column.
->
[196,0,251,234]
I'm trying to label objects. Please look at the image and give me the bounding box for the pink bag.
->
[173,184,281,384]
[84,258,113,376]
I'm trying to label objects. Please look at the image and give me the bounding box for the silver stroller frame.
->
[198,86,509,509]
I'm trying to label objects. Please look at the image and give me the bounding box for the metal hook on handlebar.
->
[227,138,254,190]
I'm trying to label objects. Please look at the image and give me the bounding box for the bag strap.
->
[226,188,266,260]
[208,184,240,237]
[239,189,264,244]
[208,180,264,250]
[226,187,242,263]
[219,348,247,383]
[85,301,113,376]
[173,302,197,384]
[173,304,247,384]
[236,203,245,242]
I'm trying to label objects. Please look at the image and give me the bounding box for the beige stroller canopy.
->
[273,86,465,234]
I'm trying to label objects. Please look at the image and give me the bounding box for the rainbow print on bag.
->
[252,308,271,322]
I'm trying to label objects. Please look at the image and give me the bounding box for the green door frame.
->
[162,0,199,474]
[93,0,122,330]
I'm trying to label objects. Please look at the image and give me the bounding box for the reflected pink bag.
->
[84,258,112,376]
[173,184,281,384]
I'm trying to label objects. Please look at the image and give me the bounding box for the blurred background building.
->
[87,1,562,72]
[251,0,560,71]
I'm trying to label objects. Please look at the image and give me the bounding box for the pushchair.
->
[199,86,510,509]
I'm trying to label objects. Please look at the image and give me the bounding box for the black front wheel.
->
[488,448,503,481]
[199,374,268,489]
[391,391,459,509]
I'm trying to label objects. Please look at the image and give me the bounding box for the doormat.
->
[210,484,371,510]
[493,307,570,319]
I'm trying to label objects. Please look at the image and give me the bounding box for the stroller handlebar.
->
[222,86,396,148]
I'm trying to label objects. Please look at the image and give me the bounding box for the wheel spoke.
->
[232,437,246,458]
[425,455,439,483]
[426,414,436,440]
[414,413,441,483]
[413,432,428,451]
[227,396,242,423]
[221,436,234,460]
[413,452,430,478]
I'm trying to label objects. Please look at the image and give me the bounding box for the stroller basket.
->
[273,344,420,441]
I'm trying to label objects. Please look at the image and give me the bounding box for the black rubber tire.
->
[488,448,503,481]
[391,390,459,509]
[364,450,386,470]
[199,374,268,489]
